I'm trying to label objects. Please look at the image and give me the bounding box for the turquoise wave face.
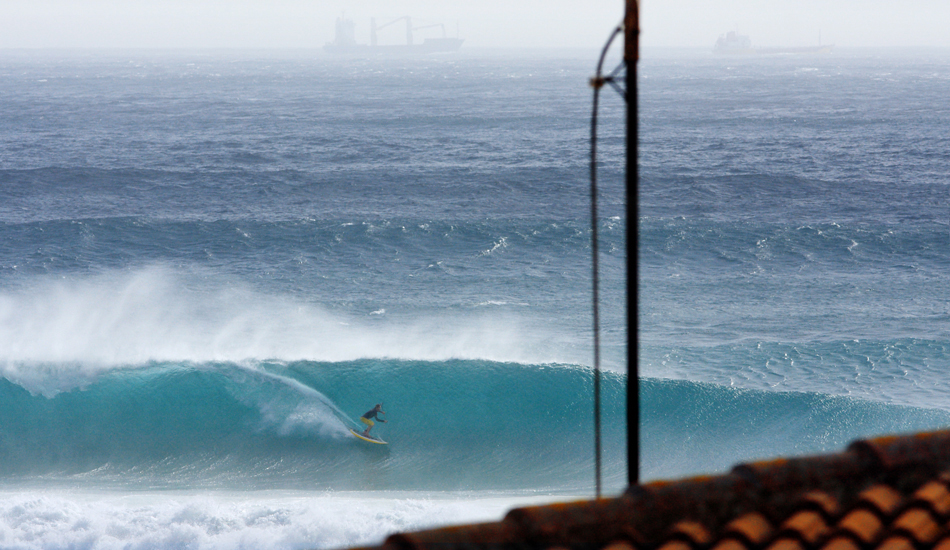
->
[4,360,949,491]
[0,360,627,492]
[640,378,950,480]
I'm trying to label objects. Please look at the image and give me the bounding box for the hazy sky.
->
[0,0,948,50]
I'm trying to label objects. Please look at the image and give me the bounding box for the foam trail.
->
[245,365,356,436]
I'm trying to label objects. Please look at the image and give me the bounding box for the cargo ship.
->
[713,30,833,55]
[324,16,464,55]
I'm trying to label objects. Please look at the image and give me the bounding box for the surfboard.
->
[349,428,388,445]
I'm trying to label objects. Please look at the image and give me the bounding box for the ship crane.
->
[370,17,449,46]
[326,15,463,53]
[412,23,447,39]
[371,16,415,46]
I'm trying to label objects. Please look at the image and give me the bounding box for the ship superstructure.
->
[714,31,754,54]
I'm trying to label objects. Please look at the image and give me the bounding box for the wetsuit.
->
[360,407,385,429]
[362,408,383,421]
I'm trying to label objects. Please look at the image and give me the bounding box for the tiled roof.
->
[348,429,950,550]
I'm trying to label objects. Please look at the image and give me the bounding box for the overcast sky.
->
[0,0,948,50]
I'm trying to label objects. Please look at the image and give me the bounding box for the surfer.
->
[360,404,386,437]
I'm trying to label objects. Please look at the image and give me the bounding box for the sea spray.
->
[0,265,593,382]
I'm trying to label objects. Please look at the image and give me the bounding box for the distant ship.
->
[713,30,834,55]
[324,16,464,55]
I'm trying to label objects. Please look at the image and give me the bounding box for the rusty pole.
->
[625,0,640,487]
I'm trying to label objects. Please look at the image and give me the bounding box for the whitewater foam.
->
[0,490,572,550]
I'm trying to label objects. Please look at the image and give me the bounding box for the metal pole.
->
[591,83,603,498]
[591,21,624,501]
[625,0,640,487]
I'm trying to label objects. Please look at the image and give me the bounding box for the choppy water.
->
[1,47,949,549]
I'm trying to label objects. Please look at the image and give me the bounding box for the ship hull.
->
[324,38,464,55]
[755,45,834,55]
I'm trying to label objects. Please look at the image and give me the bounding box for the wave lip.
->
[0,266,583,386]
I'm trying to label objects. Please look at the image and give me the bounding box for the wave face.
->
[641,378,950,479]
[5,359,949,492]
[0,360,627,492]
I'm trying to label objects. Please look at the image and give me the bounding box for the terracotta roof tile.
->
[836,509,885,545]
[856,486,904,518]
[629,474,757,538]
[911,481,950,519]
[800,492,841,521]
[819,536,863,550]
[779,510,831,545]
[347,430,950,550]
[723,513,774,546]
[381,519,521,550]
[732,452,875,516]
[890,508,941,544]
[765,539,806,550]
[849,432,950,490]
[667,520,714,546]
[656,540,696,550]
[504,496,642,549]
[876,536,916,550]
[710,538,752,550]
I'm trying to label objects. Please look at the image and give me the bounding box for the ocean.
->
[0,47,948,548]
